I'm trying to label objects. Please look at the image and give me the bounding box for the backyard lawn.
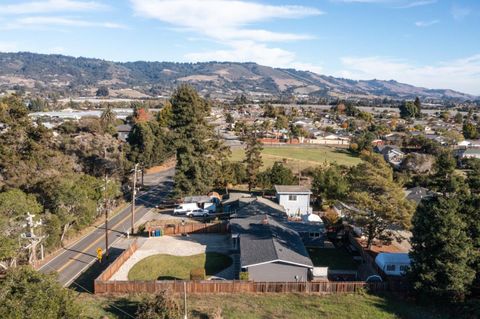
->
[79,292,451,319]
[308,247,359,270]
[230,146,361,173]
[128,252,232,280]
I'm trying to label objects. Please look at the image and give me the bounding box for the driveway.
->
[109,234,232,280]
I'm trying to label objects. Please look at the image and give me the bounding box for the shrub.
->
[136,290,182,319]
[190,268,206,280]
[239,271,249,281]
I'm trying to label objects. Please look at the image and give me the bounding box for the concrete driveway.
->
[110,234,232,280]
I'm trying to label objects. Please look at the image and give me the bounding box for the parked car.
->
[208,276,226,281]
[173,203,199,215]
[186,209,210,217]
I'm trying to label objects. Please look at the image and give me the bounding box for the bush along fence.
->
[146,221,228,237]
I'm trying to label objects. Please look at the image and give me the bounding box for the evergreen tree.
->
[409,196,475,302]
[463,122,479,139]
[157,101,173,128]
[95,86,109,97]
[347,154,414,248]
[100,104,116,133]
[170,85,224,197]
[244,128,263,191]
[0,267,81,318]
[399,101,419,119]
[312,164,350,205]
[269,162,295,186]
[414,96,422,115]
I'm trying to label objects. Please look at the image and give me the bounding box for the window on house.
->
[399,265,409,272]
[288,195,297,201]
[386,265,396,272]
[309,232,320,238]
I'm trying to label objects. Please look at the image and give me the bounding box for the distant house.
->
[275,185,312,217]
[375,253,411,277]
[307,133,350,146]
[224,193,287,218]
[457,140,480,149]
[116,124,132,142]
[285,221,325,247]
[405,186,434,205]
[459,149,480,160]
[374,145,405,167]
[230,214,314,282]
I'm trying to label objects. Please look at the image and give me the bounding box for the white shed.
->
[375,253,411,276]
[274,185,312,217]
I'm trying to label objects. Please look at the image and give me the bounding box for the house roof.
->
[274,185,312,194]
[375,253,411,267]
[231,196,286,218]
[231,215,313,268]
[405,186,434,204]
[183,195,212,204]
[116,124,132,132]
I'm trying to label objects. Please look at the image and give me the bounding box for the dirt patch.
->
[146,158,176,174]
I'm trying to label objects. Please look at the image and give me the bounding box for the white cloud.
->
[130,0,323,71]
[415,19,439,27]
[451,5,471,21]
[337,55,480,95]
[333,0,437,8]
[130,0,321,42]
[4,16,127,29]
[396,0,436,9]
[0,0,106,15]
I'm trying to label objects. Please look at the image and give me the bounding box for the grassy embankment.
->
[79,292,450,319]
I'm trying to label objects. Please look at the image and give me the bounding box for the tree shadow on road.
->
[69,247,125,293]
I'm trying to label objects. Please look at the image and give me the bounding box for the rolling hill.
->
[0,51,475,101]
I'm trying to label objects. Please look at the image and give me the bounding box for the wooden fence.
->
[96,241,138,282]
[147,222,228,236]
[94,279,390,295]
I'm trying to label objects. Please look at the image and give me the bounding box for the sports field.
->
[230,146,361,172]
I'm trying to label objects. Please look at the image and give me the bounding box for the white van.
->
[173,203,199,215]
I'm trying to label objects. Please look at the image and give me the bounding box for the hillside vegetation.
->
[0,52,474,101]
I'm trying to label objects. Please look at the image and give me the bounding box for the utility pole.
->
[104,173,109,259]
[131,163,139,235]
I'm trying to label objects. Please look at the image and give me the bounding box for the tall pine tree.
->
[409,196,475,302]
[170,85,226,197]
[243,127,263,191]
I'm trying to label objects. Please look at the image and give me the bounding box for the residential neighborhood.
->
[1,1,480,319]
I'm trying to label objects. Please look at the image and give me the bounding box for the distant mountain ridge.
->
[0,51,475,101]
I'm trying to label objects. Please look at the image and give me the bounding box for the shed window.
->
[386,265,395,272]
[288,195,297,201]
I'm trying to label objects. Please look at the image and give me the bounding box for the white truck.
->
[173,203,200,215]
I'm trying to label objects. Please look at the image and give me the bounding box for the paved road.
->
[38,168,174,287]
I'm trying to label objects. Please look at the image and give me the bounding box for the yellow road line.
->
[56,207,138,273]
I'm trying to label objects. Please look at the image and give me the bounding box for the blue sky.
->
[0,0,479,95]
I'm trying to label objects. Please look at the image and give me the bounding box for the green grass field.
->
[79,292,450,319]
[128,252,232,281]
[308,247,359,270]
[230,146,361,173]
